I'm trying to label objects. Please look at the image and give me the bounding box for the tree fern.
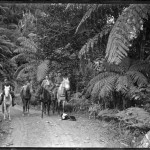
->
[91,74,119,98]
[99,75,119,98]
[105,4,150,64]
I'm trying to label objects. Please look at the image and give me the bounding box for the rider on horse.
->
[1,77,16,106]
[55,71,63,87]
[41,76,50,90]
[41,75,54,92]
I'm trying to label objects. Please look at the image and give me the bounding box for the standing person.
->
[1,77,16,106]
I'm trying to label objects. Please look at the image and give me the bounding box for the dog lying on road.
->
[61,113,76,121]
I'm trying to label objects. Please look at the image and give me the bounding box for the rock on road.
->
[1,105,112,147]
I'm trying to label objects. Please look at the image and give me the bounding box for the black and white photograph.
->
[0,2,149,148]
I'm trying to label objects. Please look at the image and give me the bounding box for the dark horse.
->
[20,83,32,116]
[37,86,52,118]
[51,86,58,114]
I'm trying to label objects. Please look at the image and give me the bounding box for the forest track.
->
[0,105,120,147]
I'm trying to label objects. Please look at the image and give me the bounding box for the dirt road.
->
[0,105,120,147]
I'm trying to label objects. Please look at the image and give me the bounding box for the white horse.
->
[57,77,70,114]
[2,85,12,120]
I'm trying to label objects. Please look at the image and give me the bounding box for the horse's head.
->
[4,85,11,98]
[61,77,70,91]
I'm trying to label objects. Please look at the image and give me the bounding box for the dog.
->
[61,113,76,121]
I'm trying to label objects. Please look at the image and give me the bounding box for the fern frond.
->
[8,24,18,30]
[14,61,38,79]
[126,70,148,86]
[0,45,12,54]
[79,24,112,59]
[0,38,15,48]
[105,4,150,64]
[87,72,118,88]
[17,37,37,53]
[85,84,95,98]
[11,53,35,62]
[14,47,36,54]
[91,74,119,99]
[37,60,50,82]
[104,62,123,74]
[75,4,98,34]
[129,60,150,72]
[116,75,128,93]
[99,75,119,98]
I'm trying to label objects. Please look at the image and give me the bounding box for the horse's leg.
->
[25,99,28,113]
[41,102,44,118]
[8,105,11,121]
[47,102,50,116]
[44,103,46,115]
[62,100,65,113]
[27,100,30,116]
[41,102,42,111]
[57,100,60,115]
[3,102,6,120]
[52,100,55,114]
[22,98,25,116]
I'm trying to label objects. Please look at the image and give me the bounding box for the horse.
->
[57,77,70,114]
[51,86,58,114]
[37,86,52,118]
[20,83,32,116]
[2,85,12,120]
